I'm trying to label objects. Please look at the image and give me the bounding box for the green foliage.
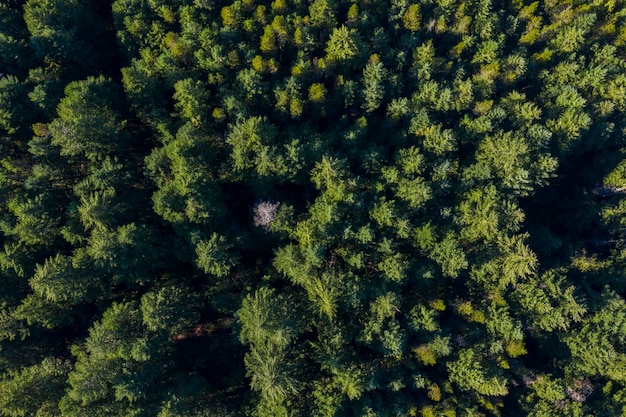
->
[325,26,362,64]
[362,59,387,112]
[195,233,237,277]
[3,0,626,416]
[60,302,149,416]
[24,0,101,69]
[226,116,278,173]
[0,357,71,417]
[173,78,210,125]
[565,292,626,381]
[140,285,201,335]
[49,76,128,163]
[28,254,105,305]
[238,288,300,413]
[430,234,468,278]
[447,349,508,396]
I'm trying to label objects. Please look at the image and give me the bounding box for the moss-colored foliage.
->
[2,0,626,415]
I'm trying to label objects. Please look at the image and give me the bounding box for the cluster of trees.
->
[1,0,626,415]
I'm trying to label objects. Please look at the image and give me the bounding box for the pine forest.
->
[2,0,626,415]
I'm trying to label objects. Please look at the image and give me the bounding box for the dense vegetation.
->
[2,0,626,415]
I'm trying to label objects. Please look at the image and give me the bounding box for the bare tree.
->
[253,200,280,231]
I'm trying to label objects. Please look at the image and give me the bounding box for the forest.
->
[1,0,626,415]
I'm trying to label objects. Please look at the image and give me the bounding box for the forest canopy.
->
[1,0,626,416]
